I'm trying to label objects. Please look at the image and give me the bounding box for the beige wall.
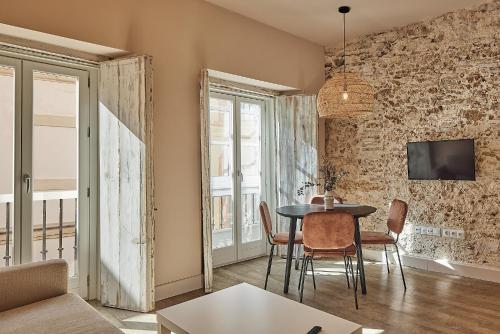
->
[0,0,324,294]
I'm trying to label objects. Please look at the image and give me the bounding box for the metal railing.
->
[211,191,260,231]
[0,191,78,267]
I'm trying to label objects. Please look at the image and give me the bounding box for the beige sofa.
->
[0,259,122,334]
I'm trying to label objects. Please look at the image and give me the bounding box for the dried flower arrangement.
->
[297,157,348,196]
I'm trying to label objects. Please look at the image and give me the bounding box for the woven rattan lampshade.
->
[317,72,374,118]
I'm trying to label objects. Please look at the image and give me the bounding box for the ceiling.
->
[204,0,486,46]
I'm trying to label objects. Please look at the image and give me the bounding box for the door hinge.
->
[87,187,90,198]
[88,76,90,88]
[87,275,90,289]
[87,127,91,138]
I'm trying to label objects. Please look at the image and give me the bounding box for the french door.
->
[0,55,90,297]
[209,91,267,267]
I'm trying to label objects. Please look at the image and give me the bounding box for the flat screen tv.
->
[407,139,475,181]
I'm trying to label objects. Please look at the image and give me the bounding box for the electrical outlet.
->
[442,228,465,239]
[414,226,440,236]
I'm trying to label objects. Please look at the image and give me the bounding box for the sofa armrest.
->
[0,259,68,312]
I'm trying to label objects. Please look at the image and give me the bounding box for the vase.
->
[324,190,335,210]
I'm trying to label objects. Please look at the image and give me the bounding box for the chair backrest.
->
[310,194,343,204]
[302,211,355,250]
[309,195,324,205]
[259,201,273,236]
[387,199,408,235]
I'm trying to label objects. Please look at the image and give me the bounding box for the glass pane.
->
[210,97,234,249]
[0,65,15,267]
[31,71,79,277]
[240,102,262,244]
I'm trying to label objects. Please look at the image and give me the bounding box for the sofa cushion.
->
[0,259,68,312]
[0,293,122,334]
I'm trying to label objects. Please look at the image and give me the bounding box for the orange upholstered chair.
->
[309,193,344,205]
[361,199,408,289]
[259,201,303,290]
[299,211,358,309]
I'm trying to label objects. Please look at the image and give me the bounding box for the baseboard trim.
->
[362,249,500,284]
[155,274,204,301]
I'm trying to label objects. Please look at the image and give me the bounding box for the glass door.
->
[0,56,21,268]
[237,98,266,259]
[209,92,267,267]
[0,56,90,298]
[210,93,237,265]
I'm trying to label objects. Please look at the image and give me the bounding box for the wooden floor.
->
[94,256,500,334]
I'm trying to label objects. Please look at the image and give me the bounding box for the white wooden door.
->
[99,56,154,312]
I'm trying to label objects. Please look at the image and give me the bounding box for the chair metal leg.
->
[265,245,274,290]
[384,244,390,274]
[295,245,301,270]
[343,256,351,289]
[395,244,407,290]
[298,255,307,291]
[299,256,309,303]
[348,256,358,310]
[309,257,317,290]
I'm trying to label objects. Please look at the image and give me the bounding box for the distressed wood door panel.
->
[99,56,154,312]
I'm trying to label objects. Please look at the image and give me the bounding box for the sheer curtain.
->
[274,95,318,236]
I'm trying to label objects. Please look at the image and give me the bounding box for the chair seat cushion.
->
[304,244,356,258]
[272,231,303,245]
[0,293,122,334]
[361,231,395,244]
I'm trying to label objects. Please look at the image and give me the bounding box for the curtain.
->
[200,69,213,293]
[274,95,318,235]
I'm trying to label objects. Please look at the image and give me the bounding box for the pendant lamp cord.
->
[343,11,347,91]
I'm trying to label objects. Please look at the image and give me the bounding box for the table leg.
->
[354,217,367,295]
[283,217,297,293]
[158,323,172,334]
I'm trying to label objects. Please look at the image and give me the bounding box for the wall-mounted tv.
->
[407,139,475,181]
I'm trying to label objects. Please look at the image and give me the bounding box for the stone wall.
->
[324,1,499,267]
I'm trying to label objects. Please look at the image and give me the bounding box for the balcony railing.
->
[0,191,77,269]
[210,181,261,249]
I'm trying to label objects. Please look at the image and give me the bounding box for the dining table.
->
[276,203,377,295]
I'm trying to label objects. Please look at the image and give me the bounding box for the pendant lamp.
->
[317,6,374,118]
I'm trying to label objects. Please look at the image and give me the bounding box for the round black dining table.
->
[276,204,377,295]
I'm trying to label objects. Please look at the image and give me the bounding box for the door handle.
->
[23,174,31,194]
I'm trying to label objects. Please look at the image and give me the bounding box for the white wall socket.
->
[414,225,441,236]
[415,226,464,239]
[442,228,465,239]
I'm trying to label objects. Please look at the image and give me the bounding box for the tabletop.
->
[157,283,362,334]
[276,203,377,219]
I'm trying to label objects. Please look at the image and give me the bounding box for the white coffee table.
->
[157,283,362,334]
